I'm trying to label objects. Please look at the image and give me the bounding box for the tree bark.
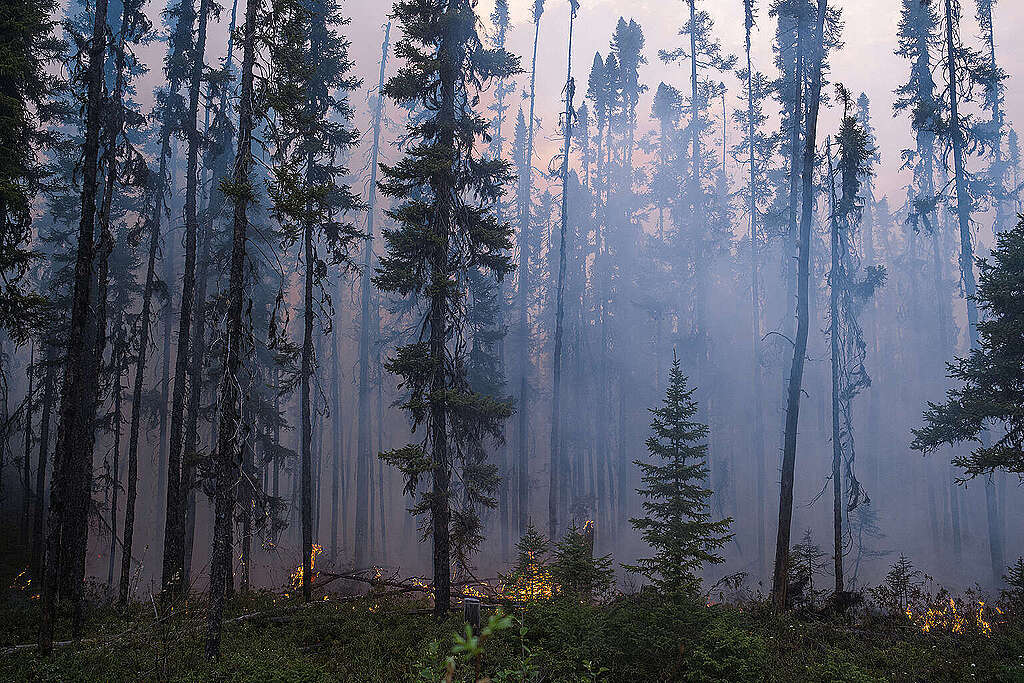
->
[39,0,109,651]
[163,0,211,601]
[206,0,257,655]
[771,0,826,614]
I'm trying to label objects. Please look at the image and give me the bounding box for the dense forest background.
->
[2,0,1023,656]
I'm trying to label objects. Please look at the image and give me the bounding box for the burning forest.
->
[2,0,1024,679]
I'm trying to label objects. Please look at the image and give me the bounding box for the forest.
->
[1,0,1024,679]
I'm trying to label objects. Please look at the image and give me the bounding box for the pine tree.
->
[375,0,519,618]
[552,521,613,600]
[626,353,732,596]
[40,0,111,650]
[912,217,1024,478]
[206,0,261,656]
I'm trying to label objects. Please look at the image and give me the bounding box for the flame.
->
[905,598,1000,636]
[500,555,555,601]
[289,544,323,592]
[582,519,594,533]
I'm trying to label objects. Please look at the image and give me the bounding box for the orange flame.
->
[289,544,323,592]
[905,598,1000,636]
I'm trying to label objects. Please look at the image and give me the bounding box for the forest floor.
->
[2,533,1023,681]
[2,581,1023,681]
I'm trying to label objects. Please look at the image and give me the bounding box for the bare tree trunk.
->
[826,142,844,595]
[300,209,315,603]
[355,22,390,570]
[21,344,34,539]
[107,340,124,588]
[771,0,826,614]
[744,7,767,578]
[31,348,55,580]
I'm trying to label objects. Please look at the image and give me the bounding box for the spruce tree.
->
[375,0,519,618]
[627,353,731,595]
[912,217,1024,479]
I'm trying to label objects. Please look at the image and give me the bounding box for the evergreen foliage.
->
[551,522,614,600]
[626,353,732,595]
[912,216,1024,477]
[375,0,520,615]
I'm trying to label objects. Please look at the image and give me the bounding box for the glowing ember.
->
[905,598,1001,636]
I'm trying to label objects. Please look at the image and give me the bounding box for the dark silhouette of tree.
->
[375,0,519,618]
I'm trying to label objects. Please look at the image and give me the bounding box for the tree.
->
[548,0,579,543]
[552,521,613,600]
[0,0,61,344]
[912,217,1024,478]
[162,0,214,601]
[771,0,827,614]
[515,0,545,543]
[39,0,111,650]
[375,0,519,619]
[626,353,732,596]
[266,0,362,603]
[205,0,260,656]
[824,87,883,595]
[355,20,391,571]
[937,0,1004,585]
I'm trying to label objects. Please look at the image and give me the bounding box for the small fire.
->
[500,555,555,601]
[582,519,594,533]
[289,544,323,592]
[905,598,1002,636]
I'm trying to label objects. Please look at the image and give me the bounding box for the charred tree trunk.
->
[549,2,575,542]
[31,348,56,580]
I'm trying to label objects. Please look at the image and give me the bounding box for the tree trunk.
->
[943,0,1004,586]
[21,344,34,540]
[549,4,575,542]
[39,0,109,651]
[163,0,211,601]
[826,142,844,595]
[771,0,826,614]
[31,348,55,580]
[206,0,257,655]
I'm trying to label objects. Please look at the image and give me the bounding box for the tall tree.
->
[771,0,826,613]
[513,0,544,543]
[206,0,260,656]
[39,0,111,650]
[355,20,390,571]
[939,0,1003,583]
[267,0,362,602]
[548,0,579,542]
[376,0,519,618]
[162,0,214,601]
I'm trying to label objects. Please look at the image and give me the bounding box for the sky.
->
[331,0,1024,215]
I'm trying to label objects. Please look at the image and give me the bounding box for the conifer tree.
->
[627,353,732,596]
[266,0,362,602]
[375,0,519,618]
[0,0,62,343]
[913,217,1024,479]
